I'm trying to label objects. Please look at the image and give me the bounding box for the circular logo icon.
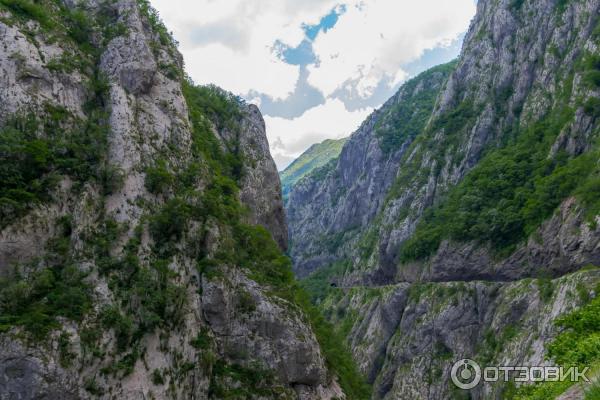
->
[451,359,481,390]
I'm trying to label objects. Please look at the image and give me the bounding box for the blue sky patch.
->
[279,39,316,65]
[276,5,345,66]
[302,5,346,40]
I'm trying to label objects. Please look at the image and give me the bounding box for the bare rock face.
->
[0,13,87,119]
[238,104,288,251]
[323,269,600,399]
[416,199,600,283]
[287,64,453,278]
[201,268,328,387]
[0,0,339,399]
[100,32,157,95]
[0,336,79,399]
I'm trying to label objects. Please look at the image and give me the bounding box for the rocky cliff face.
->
[215,102,288,250]
[288,62,455,279]
[0,0,340,398]
[288,0,600,398]
[238,104,289,250]
[288,0,600,284]
[321,268,600,399]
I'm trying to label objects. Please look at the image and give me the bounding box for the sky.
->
[150,0,477,170]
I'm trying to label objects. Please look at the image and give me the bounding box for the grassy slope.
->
[280,138,347,201]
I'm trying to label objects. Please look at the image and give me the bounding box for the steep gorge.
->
[287,0,600,398]
[1,0,599,398]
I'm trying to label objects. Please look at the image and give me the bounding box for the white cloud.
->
[149,0,476,169]
[151,0,340,100]
[183,44,300,101]
[308,0,476,98]
[264,99,372,169]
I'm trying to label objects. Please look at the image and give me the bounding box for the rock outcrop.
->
[0,0,339,398]
[238,104,288,250]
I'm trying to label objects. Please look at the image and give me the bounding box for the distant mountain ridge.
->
[279,138,347,201]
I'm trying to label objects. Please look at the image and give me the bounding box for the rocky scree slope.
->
[0,0,360,398]
[288,0,600,398]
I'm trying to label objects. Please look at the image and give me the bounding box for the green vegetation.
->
[0,212,93,339]
[152,369,165,385]
[510,0,526,12]
[149,198,193,244]
[280,138,347,200]
[357,221,381,262]
[513,280,600,399]
[0,0,182,357]
[137,0,179,60]
[0,103,109,228]
[0,264,92,339]
[83,377,104,395]
[145,160,174,194]
[107,259,187,335]
[537,278,554,303]
[582,52,600,89]
[300,261,351,304]
[400,105,600,261]
[185,83,244,133]
[0,0,54,29]
[555,0,572,14]
[430,98,477,138]
[99,305,133,351]
[389,45,600,264]
[478,326,519,366]
[209,360,284,398]
[375,61,456,154]
[190,329,211,350]
[0,0,114,229]
[182,81,245,180]
[382,82,481,206]
[547,292,600,367]
[0,80,245,351]
[294,290,372,399]
[299,263,376,399]
[89,220,187,360]
[58,332,76,367]
[305,157,338,182]
[0,0,126,58]
[586,382,600,400]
